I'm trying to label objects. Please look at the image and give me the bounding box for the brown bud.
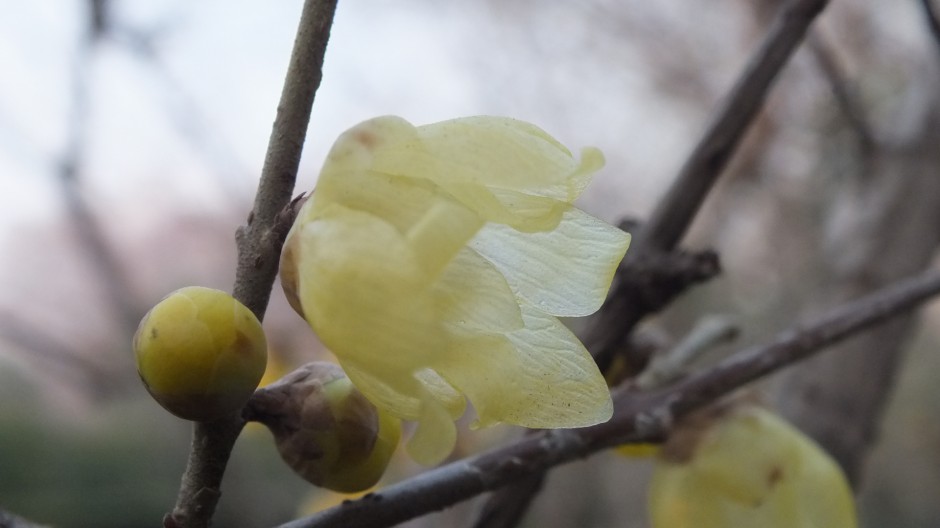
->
[245,362,401,492]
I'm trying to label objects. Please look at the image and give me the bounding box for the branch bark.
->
[920,0,940,57]
[587,0,831,372]
[165,2,337,527]
[280,267,940,528]
[478,1,830,523]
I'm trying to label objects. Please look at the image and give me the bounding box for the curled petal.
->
[285,115,628,465]
[470,207,631,317]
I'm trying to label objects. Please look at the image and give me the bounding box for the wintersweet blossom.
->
[280,115,630,464]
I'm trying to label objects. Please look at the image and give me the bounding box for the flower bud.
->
[134,286,267,421]
[648,404,857,528]
[246,362,401,493]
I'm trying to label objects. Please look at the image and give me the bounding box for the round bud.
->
[246,362,402,493]
[134,286,268,421]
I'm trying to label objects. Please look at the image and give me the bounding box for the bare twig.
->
[165,2,337,527]
[920,0,940,57]
[280,268,940,528]
[473,2,830,522]
[588,0,830,372]
[470,473,546,528]
[635,0,829,252]
[635,316,739,389]
[806,31,875,151]
[57,1,142,333]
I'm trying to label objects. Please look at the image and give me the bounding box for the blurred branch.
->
[634,0,829,253]
[920,0,940,57]
[807,31,875,152]
[0,310,119,395]
[470,473,546,528]
[635,315,739,389]
[56,1,142,334]
[0,509,49,528]
[281,268,940,528]
[165,1,337,527]
[588,0,830,372]
[475,1,829,523]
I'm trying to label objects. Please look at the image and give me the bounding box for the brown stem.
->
[589,0,830,373]
[920,0,940,57]
[279,268,940,528]
[165,1,337,527]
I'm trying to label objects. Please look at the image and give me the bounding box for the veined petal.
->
[434,248,524,333]
[434,304,612,429]
[502,305,612,427]
[470,207,631,317]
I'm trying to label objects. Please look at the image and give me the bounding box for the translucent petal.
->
[441,183,569,233]
[649,407,858,528]
[353,116,600,201]
[343,362,460,466]
[313,169,439,235]
[406,397,458,466]
[434,305,612,429]
[414,368,467,419]
[470,207,631,317]
[405,198,483,277]
[343,362,465,422]
[434,248,523,333]
[294,204,441,369]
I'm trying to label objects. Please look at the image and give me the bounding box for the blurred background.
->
[1,0,939,526]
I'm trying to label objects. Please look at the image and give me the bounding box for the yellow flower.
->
[648,405,858,528]
[281,116,630,464]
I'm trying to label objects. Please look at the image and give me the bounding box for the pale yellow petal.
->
[414,368,467,419]
[470,207,631,317]
[428,182,569,233]
[403,116,591,200]
[343,362,465,422]
[313,169,439,235]
[406,397,458,465]
[343,362,460,466]
[434,248,523,334]
[434,305,612,429]
[294,204,441,369]
[406,198,483,277]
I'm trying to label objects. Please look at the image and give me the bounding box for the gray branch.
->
[165,1,337,527]
[280,267,940,528]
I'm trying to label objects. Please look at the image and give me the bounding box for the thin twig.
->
[165,2,337,527]
[635,315,739,389]
[635,0,829,252]
[280,268,940,528]
[474,2,830,523]
[470,473,546,528]
[58,1,142,333]
[920,0,940,57]
[806,31,875,151]
[588,0,830,372]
